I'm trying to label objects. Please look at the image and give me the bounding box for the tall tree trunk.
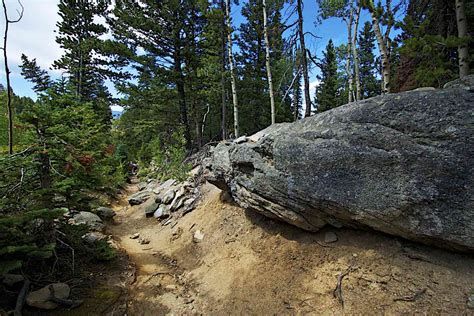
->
[220,0,227,140]
[297,0,312,117]
[262,0,276,124]
[369,7,391,93]
[173,35,192,150]
[345,10,354,103]
[352,5,361,101]
[293,70,301,122]
[225,0,239,138]
[456,0,470,78]
[1,0,22,155]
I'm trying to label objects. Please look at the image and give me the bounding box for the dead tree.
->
[262,0,276,124]
[1,0,24,155]
[297,0,312,117]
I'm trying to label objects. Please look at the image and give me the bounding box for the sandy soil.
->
[105,182,474,315]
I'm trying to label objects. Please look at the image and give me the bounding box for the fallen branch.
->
[333,265,356,307]
[393,288,426,302]
[13,279,30,316]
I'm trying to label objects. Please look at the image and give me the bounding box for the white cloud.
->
[0,0,61,75]
[110,105,123,112]
[301,79,321,115]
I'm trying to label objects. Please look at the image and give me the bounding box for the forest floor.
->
[81,181,474,315]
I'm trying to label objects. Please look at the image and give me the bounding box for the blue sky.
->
[0,0,380,112]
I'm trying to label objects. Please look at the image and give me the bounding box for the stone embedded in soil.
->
[96,207,116,220]
[193,230,205,243]
[468,293,474,309]
[128,190,152,205]
[139,238,150,245]
[69,211,104,231]
[154,204,170,218]
[324,231,338,243]
[153,179,176,195]
[162,190,176,204]
[26,283,70,310]
[82,232,107,244]
[143,198,160,217]
[130,233,140,239]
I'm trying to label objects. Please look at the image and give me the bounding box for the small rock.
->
[412,87,436,92]
[130,233,140,239]
[234,136,247,144]
[2,274,24,287]
[26,283,70,310]
[128,191,152,206]
[468,293,474,309]
[193,230,205,243]
[82,232,107,244]
[96,207,116,220]
[139,238,150,245]
[162,190,176,204]
[144,199,160,217]
[324,231,338,243]
[137,182,147,191]
[154,204,170,218]
[170,195,185,212]
[69,212,104,231]
[153,179,176,195]
[183,197,197,214]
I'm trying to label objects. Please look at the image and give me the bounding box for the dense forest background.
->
[0,0,473,280]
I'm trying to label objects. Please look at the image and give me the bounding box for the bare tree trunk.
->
[345,9,354,103]
[369,9,390,94]
[173,30,192,150]
[293,71,301,122]
[226,0,239,138]
[262,0,276,124]
[456,0,470,78]
[1,0,23,155]
[297,0,312,117]
[352,5,361,101]
[220,0,227,140]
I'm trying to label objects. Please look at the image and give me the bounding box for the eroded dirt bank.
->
[104,182,474,315]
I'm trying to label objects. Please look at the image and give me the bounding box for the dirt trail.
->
[106,182,474,315]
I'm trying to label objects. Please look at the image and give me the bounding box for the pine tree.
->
[52,0,117,123]
[394,0,459,90]
[315,40,339,112]
[358,22,380,98]
[20,54,52,93]
[109,0,194,150]
[238,0,268,134]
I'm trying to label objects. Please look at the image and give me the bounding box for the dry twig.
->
[333,265,357,307]
[393,288,426,302]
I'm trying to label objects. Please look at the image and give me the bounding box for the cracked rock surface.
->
[205,79,474,252]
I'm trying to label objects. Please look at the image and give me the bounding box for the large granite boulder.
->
[204,79,474,252]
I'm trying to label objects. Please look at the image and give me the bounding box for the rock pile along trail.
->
[101,180,474,315]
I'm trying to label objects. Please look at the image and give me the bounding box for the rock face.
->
[26,283,70,310]
[205,82,474,251]
[69,212,104,231]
